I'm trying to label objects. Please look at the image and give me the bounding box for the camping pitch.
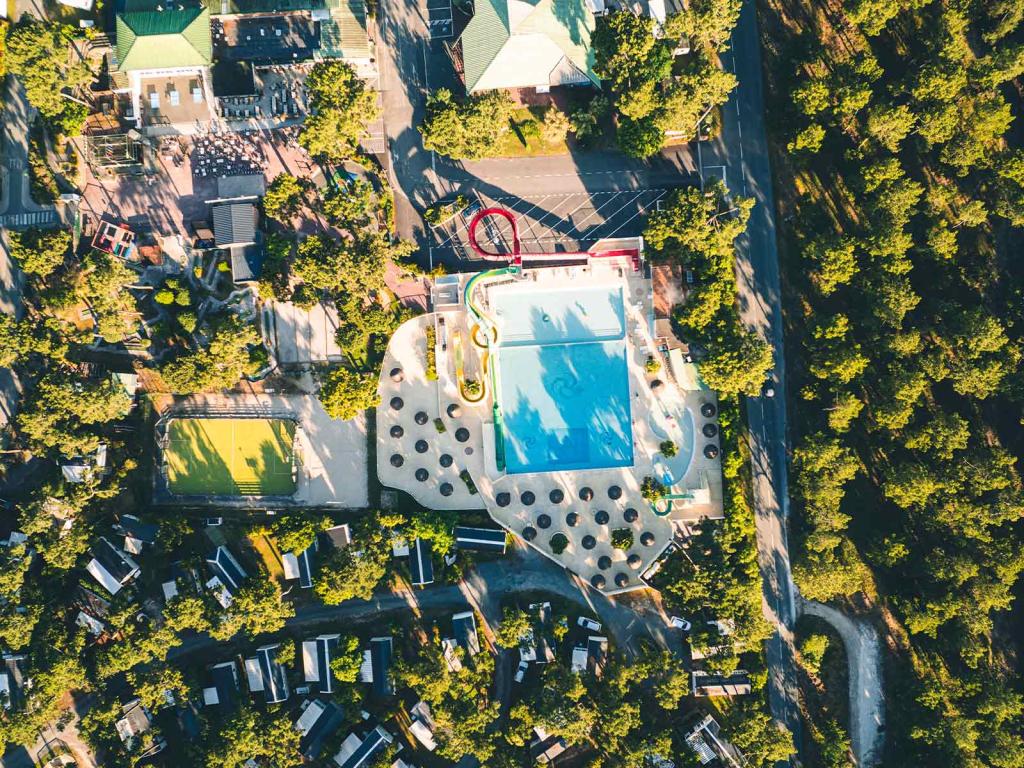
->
[165,418,296,496]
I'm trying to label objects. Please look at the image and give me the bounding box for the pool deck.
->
[375,261,723,594]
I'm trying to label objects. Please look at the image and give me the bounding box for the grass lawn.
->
[165,417,296,496]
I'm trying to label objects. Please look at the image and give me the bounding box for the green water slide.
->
[464,266,518,473]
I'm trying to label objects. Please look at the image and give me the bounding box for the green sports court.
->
[164,418,297,496]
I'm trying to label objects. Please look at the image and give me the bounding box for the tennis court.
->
[165,418,296,496]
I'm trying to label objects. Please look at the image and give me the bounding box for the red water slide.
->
[466,207,640,269]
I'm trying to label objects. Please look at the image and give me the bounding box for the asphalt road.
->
[378,0,698,262]
[700,0,802,756]
[169,545,674,663]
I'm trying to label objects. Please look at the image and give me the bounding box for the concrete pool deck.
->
[375,262,723,593]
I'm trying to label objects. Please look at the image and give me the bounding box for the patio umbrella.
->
[640,531,656,546]
[390,425,404,438]
[390,454,404,468]
[591,574,606,589]
[415,468,429,482]
[497,492,511,507]
[623,508,639,523]
[521,491,536,506]
[614,573,629,588]
[455,428,470,443]
[390,397,404,411]
[701,402,717,418]
[594,510,610,526]
[565,511,580,527]
[522,526,537,542]
[627,554,642,570]
[440,454,454,468]
[440,483,454,497]
[581,535,597,550]
[597,555,612,570]
[447,403,462,418]
[579,487,594,502]
[390,367,404,383]
[415,440,429,454]
[415,411,429,425]
[536,513,551,529]
[607,485,622,500]
[549,488,564,504]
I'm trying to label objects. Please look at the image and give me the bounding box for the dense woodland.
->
[762,0,1024,763]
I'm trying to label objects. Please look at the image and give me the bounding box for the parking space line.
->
[601,191,668,241]
[580,190,650,236]
[516,193,577,243]
[570,190,645,233]
[525,193,588,241]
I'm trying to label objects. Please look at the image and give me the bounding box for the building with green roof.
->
[115,5,213,72]
[454,0,600,93]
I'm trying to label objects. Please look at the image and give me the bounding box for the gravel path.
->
[800,598,884,767]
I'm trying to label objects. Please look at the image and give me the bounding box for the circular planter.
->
[703,444,720,459]
[415,468,429,482]
[521,491,536,506]
[496,492,511,507]
[700,402,717,418]
[439,454,454,468]
[415,440,429,454]
[440,483,454,497]
[415,411,429,425]
[389,425,404,438]
[390,454,404,468]
[389,367,404,383]
[581,535,597,550]
[579,486,594,502]
[549,532,569,554]
[607,485,622,501]
[702,423,719,438]
[390,397,404,411]
[455,428,470,443]
[549,489,564,504]
[594,510,610,526]
[536,513,551,529]
[623,508,639,523]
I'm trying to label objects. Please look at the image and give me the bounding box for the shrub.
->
[459,469,478,494]
[660,440,677,457]
[175,290,191,307]
[645,355,661,373]
[154,289,174,305]
[798,633,829,677]
[178,311,198,334]
[641,476,665,502]
[464,378,481,397]
[550,533,569,554]
[217,261,230,273]
[611,528,634,550]
[425,326,438,381]
[434,417,446,433]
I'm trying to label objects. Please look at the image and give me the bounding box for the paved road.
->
[699,0,803,757]
[800,598,884,767]
[378,0,698,263]
[170,546,674,662]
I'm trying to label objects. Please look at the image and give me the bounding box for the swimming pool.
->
[491,282,634,475]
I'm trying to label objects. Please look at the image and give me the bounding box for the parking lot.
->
[426,188,675,263]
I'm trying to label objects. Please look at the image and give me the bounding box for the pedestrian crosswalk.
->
[0,210,58,228]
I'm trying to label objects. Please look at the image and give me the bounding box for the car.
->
[203,517,223,527]
[514,660,529,683]
[669,616,692,631]
[577,616,602,632]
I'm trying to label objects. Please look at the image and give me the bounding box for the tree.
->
[205,709,300,768]
[127,664,191,712]
[319,366,380,420]
[495,607,532,649]
[8,228,70,279]
[263,175,304,221]
[700,331,774,396]
[4,19,91,128]
[788,123,825,154]
[420,89,516,160]
[668,0,742,52]
[211,579,294,641]
[299,61,379,161]
[323,178,378,230]
[865,103,916,151]
[160,316,262,393]
[315,545,388,604]
[0,314,67,368]
[798,633,829,676]
[268,513,331,554]
[540,107,571,144]
[328,635,363,683]
[725,705,796,767]
[17,373,132,456]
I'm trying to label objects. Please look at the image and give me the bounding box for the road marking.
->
[601,190,667,240]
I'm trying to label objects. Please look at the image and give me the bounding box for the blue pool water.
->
[491,283,634,474]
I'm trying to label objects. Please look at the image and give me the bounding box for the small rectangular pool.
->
[491,282,634,475]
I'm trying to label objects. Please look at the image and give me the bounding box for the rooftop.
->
[116,5,213,71]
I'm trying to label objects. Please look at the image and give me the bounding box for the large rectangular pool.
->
[491,282,634,475]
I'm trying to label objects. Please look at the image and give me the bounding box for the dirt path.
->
[799,598,884,766]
